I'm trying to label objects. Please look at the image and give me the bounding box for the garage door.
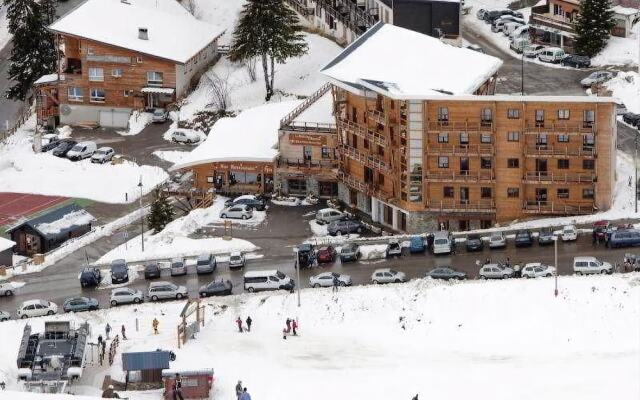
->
[99,110,130,128]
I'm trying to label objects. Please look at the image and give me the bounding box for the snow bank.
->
[605,71,640,113]
[117,111,153,136]
[591,23,639,67]
[152,150,190,165]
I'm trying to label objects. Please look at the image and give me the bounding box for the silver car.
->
[110,287,144,307]
[489,232,506,248]
[229,251,245,269]
[170,258,187,276]
[521,263,556,278]
[90,147,115,163]
[371,268,407,284]
[580,71,614,88]
[220,204,253,220]
[172,130,200,144]
[479,263,514,279]
[309,272,352,288]
[152,108,168,123]
[148,281,187,301]
[0,310,10,322]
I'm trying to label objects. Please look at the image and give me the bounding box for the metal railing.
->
[427,121,493,132]
[523,201,595,214]
[339,172,392,200]
[426,200,496,213]
[523,171,596,183]
[280,83,332,128]
[426,144,494,156]
[425,170,494,182]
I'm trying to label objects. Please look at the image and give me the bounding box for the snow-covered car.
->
[148,281,188,301]
[580,71,614,88]
[488,232,506,248]
[170,258,187,276]
[309,272,352,288]
[40,133,60,152]
[561,225,578,241]
[66,141,97,161]
[0,282,15,296]
[521,263,556,278]
[152,108,168,123]
[91,146,115,163]
[228,251,245,269]
[63,296,99,313]
[225,195,267,211]
[615,102,628,116]
[479,263,514,279]
[523,44,544,58]
[0,310,10,322]
[110,287,144,306]
[371,268,406,284]
[172,130,200,144]
[220,204,253,220]
[17,299,58,319]
[573,256,613,275]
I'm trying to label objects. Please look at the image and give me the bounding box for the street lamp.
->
[635,135,638,213]
[554,234,558,297]
[138,177,144,252]
[294,248,301,307]
[521,49,525,96]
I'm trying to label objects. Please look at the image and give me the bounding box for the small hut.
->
[121,350,172,386]
[162,369,214,399]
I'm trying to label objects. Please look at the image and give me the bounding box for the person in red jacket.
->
[236,317,243,333]
[291,319,298,336]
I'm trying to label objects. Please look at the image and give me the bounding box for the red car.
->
[593,220,610,239]
[316,246,337,263]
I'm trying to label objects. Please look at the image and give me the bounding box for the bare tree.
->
[244,57,257,82]
[203,72,230,111]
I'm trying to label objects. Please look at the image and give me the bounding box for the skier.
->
[235,380,243,399]
[292,319,298,336]
[152,318,159,334]
[121,325,127,340]
[105,323,111,340]
[236,317,243,333]
[240,388,252,400]
[246,316,252,332]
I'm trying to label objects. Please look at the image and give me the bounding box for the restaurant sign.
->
[289,133,326,146]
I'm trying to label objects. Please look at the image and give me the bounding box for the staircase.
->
[280,83,332,128]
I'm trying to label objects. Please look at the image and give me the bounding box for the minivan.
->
[510,37,530,53]
[608,229,640,248]
[170,258,187,276]
[538,47,566,63]
[196,253,217,274]
[243,270,295,292]
[315,208,345,224]
[66,141,97,161]
[432,231,454,255]
[572,256,613,275]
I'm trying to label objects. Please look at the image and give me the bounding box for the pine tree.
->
[229,0,308,101]
[573,0,615,57]
[147,189,175,233]
[3,0,59,101]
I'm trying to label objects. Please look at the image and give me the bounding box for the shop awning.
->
[141,87,175,94]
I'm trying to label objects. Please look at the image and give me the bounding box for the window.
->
[443,186,454,198]
[507,131,520,142]
[67,87,83,101]
[288,179,307,192]
[481,108,492,125]
[557,159,569,169]
[480,134,491,144]
[351,134,358,148]
[438,132,449,143]
[582,188,594,199]
[583,134,595,148]
[111,68,123,78]
[321,146,331,159]
[557,188,569,199]
[558,109,570,120]
[558,134,569,143]
[507,187,519,198]
[438,107,449,124]
[88,67,104,81]
[377,145,384,157]
[136,56,143,63]
[123,90,132,97]
[583,159,595,170]
[364,139,369,149]
[481,157,492,169]
[535,110,545,125]
[146,71,163,86]
[90,88,105,102]
[481,187,492,198]
[438,156,449,168]
[536,133,548,148]
[303,146,312,160]
[583,110,595,127]
[459,132,469,145]
[507,108,520,119]
[507,158,520,168]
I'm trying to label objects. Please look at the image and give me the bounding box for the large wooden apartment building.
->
[322,23,616,232]
[35,0,223,129]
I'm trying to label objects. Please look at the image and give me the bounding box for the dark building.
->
[6,204,94,256]
[376,0,460,39]
[122,350,173,385]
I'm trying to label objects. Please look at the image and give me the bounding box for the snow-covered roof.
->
[321,23,503,98]
[49,0,224,64]
[0,237,15,252]
[6,204,95,239]
[172,101,302,170]
[34,73,59,85]
[612,5,640,16]
[35,209,96,235]
[292,91,335,125]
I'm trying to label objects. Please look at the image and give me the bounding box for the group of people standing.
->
[282,318,298,339]
[236,316,253,332]
[235,381,252,400]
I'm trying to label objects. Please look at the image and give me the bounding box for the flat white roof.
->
[612,5,640,16]
[292,91,335,125]
[34,73,58,85]
[0,237,15,252]
[49,0,224,64]
[321,23,503,98]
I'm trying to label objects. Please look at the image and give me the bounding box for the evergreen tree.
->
[3,0,58,101]
[147,189,175,233]
[573,0,615,57]
[229,0,307,101]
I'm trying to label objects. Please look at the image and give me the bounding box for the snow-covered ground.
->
[152,150,190,165]
[117,111,153,136]
[0,117,167,203]
[1,274,638,399]
[605,71,640,113]
[592,23,639,67]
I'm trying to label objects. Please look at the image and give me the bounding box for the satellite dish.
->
[60,104,71,116]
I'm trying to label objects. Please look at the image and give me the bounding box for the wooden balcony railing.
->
[426,199,496,213]
[529,13,575,33]
[425,170,494,182]
[339,173,393,200]
[427,121,493,132]
[523,121,594,133]
[337,118,386,147]
[523,171,596,183]
[366,109,386,126]
[426,144,494,156]
[276,157,339,170]
[339,144,390,173]
[524,145,596,157]
[523,201,595,215]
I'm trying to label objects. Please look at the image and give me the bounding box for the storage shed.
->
[162,369,214,400]
[122,351,173,384]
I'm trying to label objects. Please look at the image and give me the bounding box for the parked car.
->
[510,37,530,53]
[476,8,488,19]
[0,311,10,322]
[315,208,345,224]
[514,229,533,247]
[538,47,566,63]
[310,272,352,288]
[327,219,364,236]
[196,253,217,274]
[52,139,77,157]
[523,44,544,58]
[219,204,253,220]
[409,235,426,253]
[489,232,506,248]
[479,263,514,279]
[172,130,200,144]
[371,268,407,284]
[509,24,530,40]
[616,102,628,116]
[561,54,591,68]
[465,234,484,251]
[561,225,578,241]
[592,220,611,242]
[432,231,454,255]
[465,44,484,53]
[79,266,102,288]
[608,229,640,248]
[492,16,524,32]
[580,71,614,88]
[229,251,246,269]
[152,108,168,123]
[110,287,144,306]
[144,262,161,279]
[90,147,115,163]
[170,258,187,276]
[40,134,60,152]
[339,243,360,262]
[426,267,466,280]
[0,283,16,296]
[296,243,315,268]
[502,21,525,36]
[622,112,640,127]
[521,263,556,278]
[199,280,233,297]
[110,259,129,284]
[66,141,97,161]
[538,227,555,245]
[243,270,294,292]
[148,281,188,301]
[316,246,337,263]
[17,300,58,319]
[387,239,402,257]
[63,296,99,313]
[572,256,613,275]
[483,9,511,23]
[225,195,266,211]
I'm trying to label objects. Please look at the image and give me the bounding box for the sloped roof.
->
[0,237,15,252]
[49,0,224,64]
[122,351,172,371]
[6,204,94,239]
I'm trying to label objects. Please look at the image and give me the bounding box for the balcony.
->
[425,170,494,182]
[427,121,493,132]
[426,144,494,156]
[338,118,386,147]
[523,201,595,215]
[367,109,386,126]
[524,145,596,157]
[276,157,339,170]
[339,173,393,200]
[426,199,496,213]
[339,144,391,173]
[529,12,575,34]
[523,121,594,133]
[523,171,596,183]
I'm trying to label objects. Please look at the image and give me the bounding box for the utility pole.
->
[635,137,638,213]
[521,50,525,95]
[295,248,301,307]
[138,177,144,252]
[554,235,558,297]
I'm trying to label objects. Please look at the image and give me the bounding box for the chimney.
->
[138,28,148,40]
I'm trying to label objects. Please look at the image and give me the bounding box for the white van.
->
[244,270,295,292]
[432,231,454,255]
[572,256,613,275]
[509,24,530,40]
[503,22,524,37]
[315,208,345,224]
[538,47,566,63]
[510,37,530,53]
[66,141,97,161]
